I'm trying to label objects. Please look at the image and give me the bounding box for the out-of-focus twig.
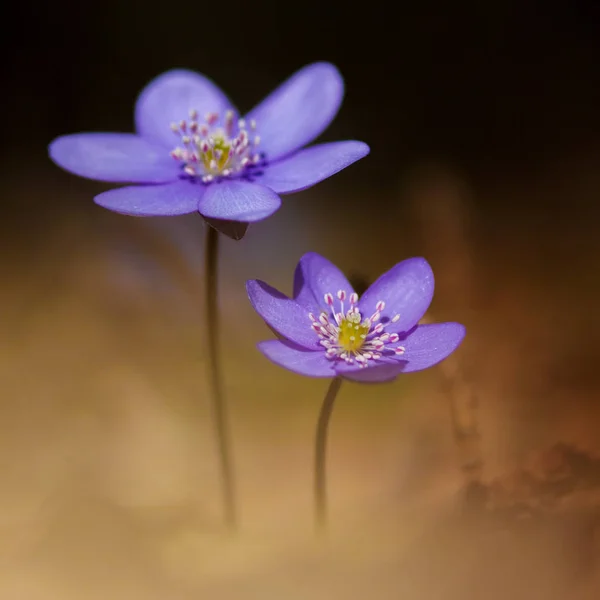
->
[406,166,484,499]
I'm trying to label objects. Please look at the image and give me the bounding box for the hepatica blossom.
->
[247,253,466,383]
[49,63,369,226]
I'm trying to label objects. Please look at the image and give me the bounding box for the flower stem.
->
[204,225,237,530]
[314,376,343,535]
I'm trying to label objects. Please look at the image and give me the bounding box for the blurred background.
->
[1,0,600,598]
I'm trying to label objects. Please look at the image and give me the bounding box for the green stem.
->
[204,225,237,530]
[314,376,343,535]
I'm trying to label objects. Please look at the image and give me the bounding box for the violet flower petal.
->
[293,252,356,311]
[393,322,466,373]
[358,258,435,334]
[257,340,335,378]
[198,180,281,222]
[244,62,344,162]
[94,180,202,216]
[48,133,178,183]
[335,361,405,383]
[334,322,465,381]
[135,69,233,148]
[256,141,370,194]
[246,280,319,349]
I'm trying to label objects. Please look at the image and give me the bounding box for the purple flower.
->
[246,253,466,383]
[48,63,369,235]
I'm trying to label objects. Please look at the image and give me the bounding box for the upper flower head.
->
[246,253,466,383]
[48,64,369,238]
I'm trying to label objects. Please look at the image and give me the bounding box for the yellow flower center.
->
[309,290,405,368]
[169,110,261,183]
[202,132,233,174]
[337,312,369,353]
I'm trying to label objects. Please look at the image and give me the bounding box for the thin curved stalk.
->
[204,225,237,529]
[314,376,343,535]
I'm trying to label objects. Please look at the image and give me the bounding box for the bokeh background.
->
[1,0,600,598]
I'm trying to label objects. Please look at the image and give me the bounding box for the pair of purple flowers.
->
[49,62,465,381]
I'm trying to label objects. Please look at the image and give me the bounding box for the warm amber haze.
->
[2,155,600,597]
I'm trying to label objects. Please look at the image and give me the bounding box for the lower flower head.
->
[246,253,466,383]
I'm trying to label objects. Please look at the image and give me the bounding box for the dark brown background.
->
[0,0,599,598]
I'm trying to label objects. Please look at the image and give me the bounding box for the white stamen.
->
[309,291,407,369]
[170,109,262,182]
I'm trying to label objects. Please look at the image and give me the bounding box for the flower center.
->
[309,290,406,368]
[338,311,370,352]
[169,110,261,183]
